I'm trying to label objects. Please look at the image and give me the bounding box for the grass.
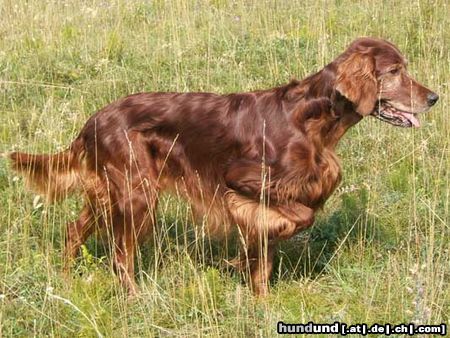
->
[0,0,449,336]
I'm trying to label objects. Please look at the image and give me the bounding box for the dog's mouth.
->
[372,101,420,128]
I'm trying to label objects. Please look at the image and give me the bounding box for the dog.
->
[9,37,438,296]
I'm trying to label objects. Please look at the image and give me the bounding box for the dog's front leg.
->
[225,191,314,296]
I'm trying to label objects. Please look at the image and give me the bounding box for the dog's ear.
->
[335,52,378,116]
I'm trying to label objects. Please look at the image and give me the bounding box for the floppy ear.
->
[335,52,378,115]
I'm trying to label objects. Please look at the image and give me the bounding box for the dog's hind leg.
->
[64,205,96,268]
[110,182,159,295]
[112,219,138,295]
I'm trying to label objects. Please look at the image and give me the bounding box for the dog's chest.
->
[297,148,342,209]
[318,150,341,198]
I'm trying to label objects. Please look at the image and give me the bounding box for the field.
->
[0,0,449,336]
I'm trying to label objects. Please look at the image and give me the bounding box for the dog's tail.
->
[8,137,85,202]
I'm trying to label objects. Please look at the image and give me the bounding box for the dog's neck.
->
[282,67,363,149]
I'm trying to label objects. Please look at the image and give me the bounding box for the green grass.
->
[0,0,449,336]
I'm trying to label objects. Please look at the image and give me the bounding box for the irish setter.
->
[9,37,438,296]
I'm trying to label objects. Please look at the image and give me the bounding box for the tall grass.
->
[0,0,448,336]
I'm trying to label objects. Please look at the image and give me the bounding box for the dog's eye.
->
[389,68,400,75]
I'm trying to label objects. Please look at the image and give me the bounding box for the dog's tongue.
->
[399,112,420,127]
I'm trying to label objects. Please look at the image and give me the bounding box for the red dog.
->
[9,38,438,295]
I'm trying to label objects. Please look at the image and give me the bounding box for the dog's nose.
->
[427,92,439,106]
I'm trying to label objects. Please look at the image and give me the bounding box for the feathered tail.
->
[8,138,84,201]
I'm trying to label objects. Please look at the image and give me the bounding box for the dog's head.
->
[334,37,438,127]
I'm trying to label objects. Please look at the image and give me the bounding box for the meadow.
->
[0,0,448,336]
